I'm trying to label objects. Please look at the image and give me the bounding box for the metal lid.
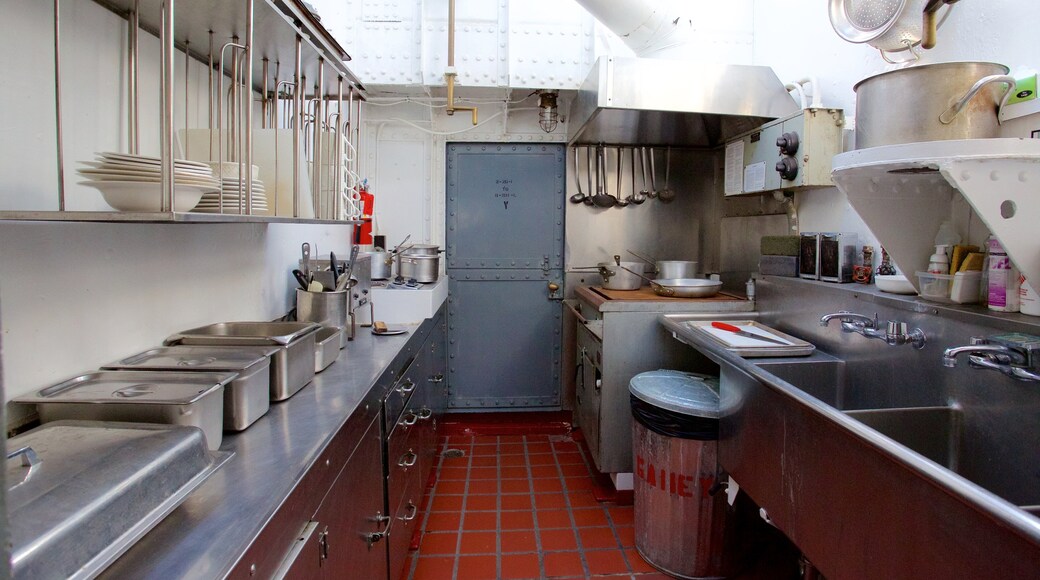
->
[17,371,233,405]
[102,346,275,373]
[629,370,720,418]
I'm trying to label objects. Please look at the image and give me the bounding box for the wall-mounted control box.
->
[724,108,845,196]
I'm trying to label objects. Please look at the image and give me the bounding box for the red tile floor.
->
[404,433,671,580]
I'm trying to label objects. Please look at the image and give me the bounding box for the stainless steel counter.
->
[99,325,422,579]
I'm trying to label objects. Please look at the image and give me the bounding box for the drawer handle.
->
[398,450,418,468]
[366,513,391,545]
[399,501,418,522]
[428,374,444,383]
[417,407,433,421]
[399,412,418,427]
[318,525,330,560]
[396,379,416,394]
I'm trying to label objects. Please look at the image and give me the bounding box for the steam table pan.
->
[7,420,232,579]
[165,321,320,401]
[15,370,234,449]
[103,345,279,431]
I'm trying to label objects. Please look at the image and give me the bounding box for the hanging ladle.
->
[628,147,646,205]
[583,147,594,205]
[647,147,659,198]
[591,145,616,208]
[569,146,587,204]
[659,147,676,203]
[614,146,629,207]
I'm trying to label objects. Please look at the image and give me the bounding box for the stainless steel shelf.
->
[93,0,364,95]
[0,211,362,225]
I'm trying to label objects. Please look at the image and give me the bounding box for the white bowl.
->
[875,274,917,295]
[82,181,206,212]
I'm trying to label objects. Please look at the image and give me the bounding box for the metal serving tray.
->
[102,346,278,431]
[165,322,320,401]
[314,326,343,373]
[7,420,232,579]
[16,371,233,449]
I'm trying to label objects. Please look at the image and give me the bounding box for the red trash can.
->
[630,370,741,579]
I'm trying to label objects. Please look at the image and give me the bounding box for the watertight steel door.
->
[445,143,565,410]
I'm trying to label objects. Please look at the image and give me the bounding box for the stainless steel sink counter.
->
[99,322,426,579]
[661,313,1040,579]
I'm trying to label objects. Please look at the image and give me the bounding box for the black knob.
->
[776,131,800,156]
[776,157,798,181]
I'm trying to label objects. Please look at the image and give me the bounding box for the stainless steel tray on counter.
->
[15,371,233,449]
[165,322,320,401]
[682,319,815,357]
[102,346,279,431]
[314,326,343,373]
[8,420,232,579]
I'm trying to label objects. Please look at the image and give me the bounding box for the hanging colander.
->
[828,0,956,59]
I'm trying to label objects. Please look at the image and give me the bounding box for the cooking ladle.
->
[638,148,652,200]
[647,147,659,198]
[614,147,629,207]
[569,146,587,204]
[659,148,676,203]
[629,147,646,205]
[591,145,616,208]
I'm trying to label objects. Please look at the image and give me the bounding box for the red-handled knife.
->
[710,322,788,345]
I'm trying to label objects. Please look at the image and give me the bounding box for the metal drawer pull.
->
[417,408,433,420]
[399,501,418,521]
[398,450,418,468]
[7,446,41,488]
[318,526,330,560]
[366,513,391,545]
[428,374,444,383]
[396,379,416,394]
[399,412,418,426]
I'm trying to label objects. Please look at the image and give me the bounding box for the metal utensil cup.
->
[296,288,348,329]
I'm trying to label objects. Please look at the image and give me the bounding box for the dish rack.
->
[1,0,364,224]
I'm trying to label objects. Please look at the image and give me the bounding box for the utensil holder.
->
[296,289,348,329]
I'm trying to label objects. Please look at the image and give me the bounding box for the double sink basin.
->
[662,314,1040,577]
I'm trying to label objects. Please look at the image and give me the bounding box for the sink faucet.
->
[819,311,927,349]
[943,336,1040,382]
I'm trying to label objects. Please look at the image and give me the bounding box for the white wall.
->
[1,1,352,427]
[751,1,1040,260]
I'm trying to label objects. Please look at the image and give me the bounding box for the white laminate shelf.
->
[0,211,362,225]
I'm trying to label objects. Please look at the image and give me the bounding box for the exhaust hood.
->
[568,57,799,147]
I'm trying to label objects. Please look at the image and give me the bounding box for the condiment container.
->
[15,371,234,450]
[103,345,276,431]
[987,238,1020,312]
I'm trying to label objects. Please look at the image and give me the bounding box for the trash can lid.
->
[629,370,720,419]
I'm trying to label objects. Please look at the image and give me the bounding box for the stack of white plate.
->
[77,153,218,212]
[192,162,269,214]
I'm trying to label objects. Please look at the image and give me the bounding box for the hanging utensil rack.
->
[1,0,365,224]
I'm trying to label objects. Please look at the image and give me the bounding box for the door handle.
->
[428,374,444,383]
[396,379,416,395]
[366,513,391,545]
[318,525,330,561]
[417,407,433,420]
[399,412,418,427]
[547,281,563,301]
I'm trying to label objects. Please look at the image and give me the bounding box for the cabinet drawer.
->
[387,472,424,580]
[387,420,424,515]
[384,371,420,436]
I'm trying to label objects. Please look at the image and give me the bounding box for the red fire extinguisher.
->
[357,182,374,245]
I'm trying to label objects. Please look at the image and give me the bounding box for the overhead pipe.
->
[572,0,690,57]
[444,0,477,125]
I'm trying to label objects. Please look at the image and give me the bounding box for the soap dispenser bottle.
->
[927,245,950,275]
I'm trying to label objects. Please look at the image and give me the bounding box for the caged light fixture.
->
[537,90,560,133]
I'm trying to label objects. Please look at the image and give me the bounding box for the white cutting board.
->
[699,323,794,347]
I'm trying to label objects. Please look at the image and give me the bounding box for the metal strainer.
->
[829,0,954,57]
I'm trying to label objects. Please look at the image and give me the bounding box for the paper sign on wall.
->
[724,140,744,195]
[744,162,766,193]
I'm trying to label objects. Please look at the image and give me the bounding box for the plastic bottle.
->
[927,245,950,275]
[1020,275,1040,316]
[988,238,1020,312]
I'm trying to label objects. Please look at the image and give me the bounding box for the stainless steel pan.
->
[619,265,722,298]
[627,250,698,279]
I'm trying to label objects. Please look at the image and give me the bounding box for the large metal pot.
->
[596,261,645,290]
[656,260,699,279]
[399,254,439,283]
[367,248,392,280]
[402,244,440,256]
[854,62,1015,149]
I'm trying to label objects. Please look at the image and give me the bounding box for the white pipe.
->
[793,76,823,108]
[785,83,807,110]
[573,0,688,57]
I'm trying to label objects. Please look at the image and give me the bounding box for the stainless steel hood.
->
[568,57,799,147]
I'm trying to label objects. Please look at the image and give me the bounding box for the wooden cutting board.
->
[589,286,745,302]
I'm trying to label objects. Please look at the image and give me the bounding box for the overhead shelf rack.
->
[832,138,1040,291]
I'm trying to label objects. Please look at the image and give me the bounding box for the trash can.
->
[630,370,740,579]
